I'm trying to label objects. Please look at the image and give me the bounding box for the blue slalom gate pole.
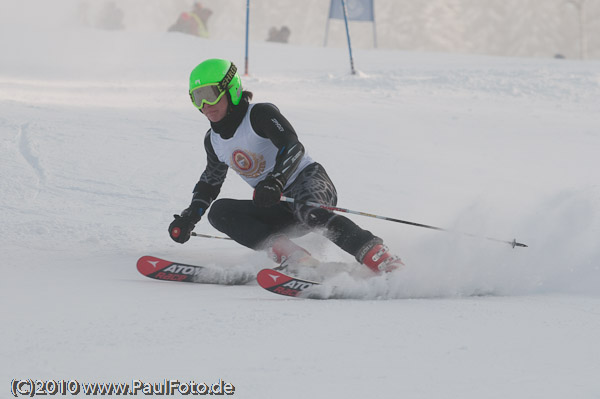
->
[340,0,356,75]
[244,0,250,76]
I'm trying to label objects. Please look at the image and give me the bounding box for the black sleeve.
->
[250,103,306,186]
[191,130,228,210]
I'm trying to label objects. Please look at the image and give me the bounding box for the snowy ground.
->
[2,22,600,399]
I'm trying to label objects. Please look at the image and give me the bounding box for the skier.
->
[168,58,403,273]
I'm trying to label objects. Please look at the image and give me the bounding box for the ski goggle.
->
[189,84,226,110]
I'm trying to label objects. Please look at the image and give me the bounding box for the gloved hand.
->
[168,203,205,244]
[253,174,284,208]
[168,215,195,244]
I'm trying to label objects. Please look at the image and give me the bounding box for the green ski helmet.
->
[189,59,242,110]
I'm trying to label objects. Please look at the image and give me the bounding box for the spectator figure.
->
[266,26,291,43]
[96,1,125,30]
[168,2,212,38]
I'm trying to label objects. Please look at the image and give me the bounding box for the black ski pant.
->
[207,162,376,261]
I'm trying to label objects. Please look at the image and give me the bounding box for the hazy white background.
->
[1,0,599,58]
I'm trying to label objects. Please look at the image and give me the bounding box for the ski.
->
[256,268,322,298]
[137,256,254,285]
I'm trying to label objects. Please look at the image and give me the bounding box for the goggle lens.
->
[190,84,225,109]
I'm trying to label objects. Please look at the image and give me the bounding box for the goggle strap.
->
[217,63,237,92]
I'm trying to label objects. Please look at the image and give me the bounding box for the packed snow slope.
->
[2,24,600,398]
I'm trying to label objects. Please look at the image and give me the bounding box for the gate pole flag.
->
[324,0,377,48]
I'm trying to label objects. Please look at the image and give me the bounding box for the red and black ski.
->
[257,268,321,298]
[137,256,253,285]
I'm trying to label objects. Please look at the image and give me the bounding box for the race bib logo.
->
[231,149,266,178]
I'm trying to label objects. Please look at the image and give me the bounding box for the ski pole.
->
[280,196,528,248]
[191,232,233,241]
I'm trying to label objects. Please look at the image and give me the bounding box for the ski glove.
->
[168,215,195,244]
[168,203,205,244]
[253,174,284,208]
